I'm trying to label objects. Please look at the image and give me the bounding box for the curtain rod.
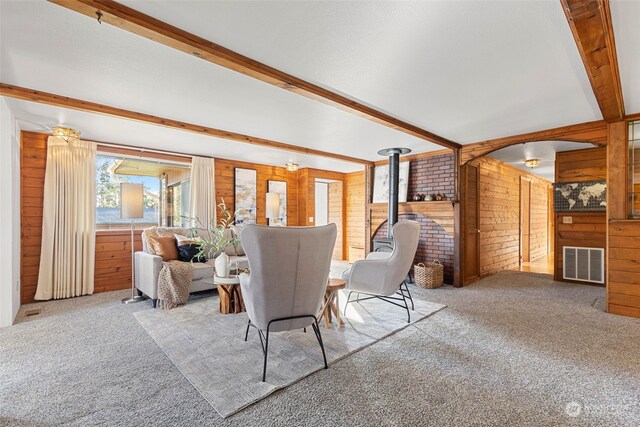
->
[89,140,212,160]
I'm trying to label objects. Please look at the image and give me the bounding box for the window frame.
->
[95,150,191,231]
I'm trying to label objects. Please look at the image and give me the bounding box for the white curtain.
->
[189,156,216,228]
[35,137,96,300]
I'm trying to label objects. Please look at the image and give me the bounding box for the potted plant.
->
[186,198,240,278]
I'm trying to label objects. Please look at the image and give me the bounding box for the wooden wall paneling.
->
[214,158,298,227]
[476,157,552,277]
[461,163,480,284]
[20,131,47,303]
[21,131,331,303]
[608,221,640,317]
[345,171,365,262]
[606,121,639,317]
[94,230,142,293]
[606,122,628,220]
[297,169,309,226]
[554,146,607,283]
[328,181,343,259]
[520,177,531,263]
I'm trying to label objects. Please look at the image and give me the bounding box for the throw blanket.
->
[157,260,193,310]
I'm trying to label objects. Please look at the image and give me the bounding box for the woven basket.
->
[414,260,444,289]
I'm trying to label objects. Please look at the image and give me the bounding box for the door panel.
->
[520,178,531,263]
[464,165,480,283]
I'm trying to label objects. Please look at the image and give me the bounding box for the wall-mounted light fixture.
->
[285,162,299,172]
[52,127,81,143]
[524,158,541,169]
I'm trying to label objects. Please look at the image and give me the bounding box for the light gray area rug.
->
[134,292,445,417]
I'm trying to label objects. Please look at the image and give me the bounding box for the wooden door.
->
[520,178,531,263]
[463,164,480,283]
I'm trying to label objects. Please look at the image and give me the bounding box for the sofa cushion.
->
[192,262,214,281]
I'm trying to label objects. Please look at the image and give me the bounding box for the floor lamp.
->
[121,182,145,304]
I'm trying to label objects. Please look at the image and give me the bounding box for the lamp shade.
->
[265,192,281,219]
[120,183,144,219]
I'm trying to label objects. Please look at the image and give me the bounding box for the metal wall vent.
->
[563,246,604,284]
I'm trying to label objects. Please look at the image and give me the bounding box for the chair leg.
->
[311,322,328,369]
[403,282,415,310]
[262,328,270,382]
[400,290,410,323]
[244,320,251,341]
[152,299,157,308]
[344,291,354,317]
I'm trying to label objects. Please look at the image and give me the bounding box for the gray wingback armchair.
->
[239,224,337,382]
[343,220,420,322]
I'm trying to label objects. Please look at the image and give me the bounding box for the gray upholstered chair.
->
[343,220,420,322]
[239,224,337,382]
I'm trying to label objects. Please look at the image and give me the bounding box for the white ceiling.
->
[0,1,634,172]
[120,0,602,141]
[487,141,599,182]
[611,0,640,114]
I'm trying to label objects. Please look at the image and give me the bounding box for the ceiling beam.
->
[0,83,373,166]
[48,0,461,150]
[460,120,608,164]
[561,0,624,122]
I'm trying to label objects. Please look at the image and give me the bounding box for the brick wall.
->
[374,152,455,284]
[407,153,455,201]
[374,213,454,283]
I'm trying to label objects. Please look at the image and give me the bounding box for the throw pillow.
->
[177,243,206,263]
[223,228,237,256]
[147,235,179,262]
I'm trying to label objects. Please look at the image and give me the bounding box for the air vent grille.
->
[563,246,604,284]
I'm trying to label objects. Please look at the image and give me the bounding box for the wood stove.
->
[372,147,411,253]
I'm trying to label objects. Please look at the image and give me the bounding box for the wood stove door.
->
[463,164,480,283]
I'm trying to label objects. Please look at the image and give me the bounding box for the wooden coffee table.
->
[210,276,245,314]
[318,278,346,328]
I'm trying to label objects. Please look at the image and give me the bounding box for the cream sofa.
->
[134,226,248,307]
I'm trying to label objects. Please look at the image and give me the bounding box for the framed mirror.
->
[268,180,287,226]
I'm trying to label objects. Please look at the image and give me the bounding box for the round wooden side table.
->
[318,278,346,328]
[212,276,245,314]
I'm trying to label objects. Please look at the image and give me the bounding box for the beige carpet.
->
[134,292,445,417]
[3,271,639,426]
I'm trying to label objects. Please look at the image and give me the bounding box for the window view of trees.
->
[96,155,189,228]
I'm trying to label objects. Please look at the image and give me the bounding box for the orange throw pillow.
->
[148,236,179,262]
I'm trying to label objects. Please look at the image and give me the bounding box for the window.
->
[96,154,191,229]
[629,121,640,218]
